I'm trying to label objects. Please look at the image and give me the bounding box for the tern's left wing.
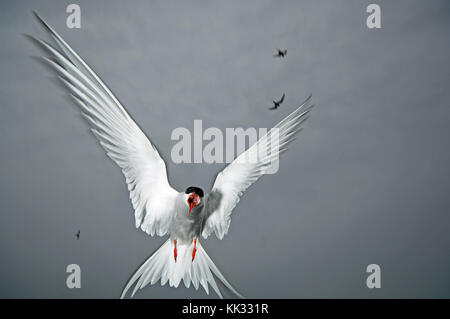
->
[202,95,314,239]
[28,12,179,237]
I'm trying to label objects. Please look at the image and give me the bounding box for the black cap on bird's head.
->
[185,186,204,216]
[185,186,204,198]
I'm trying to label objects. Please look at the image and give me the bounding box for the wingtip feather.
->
[32,10,52,33]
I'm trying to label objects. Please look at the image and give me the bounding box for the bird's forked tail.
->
[120,239,244,299]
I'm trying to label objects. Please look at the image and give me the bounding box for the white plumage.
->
[28,12,314,299]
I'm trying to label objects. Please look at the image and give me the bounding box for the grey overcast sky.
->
[0,0,449,298]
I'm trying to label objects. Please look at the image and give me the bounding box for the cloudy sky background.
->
[0,0,449,298]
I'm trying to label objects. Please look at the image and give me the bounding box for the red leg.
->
[192,238,197,261]
[174,239,177,262]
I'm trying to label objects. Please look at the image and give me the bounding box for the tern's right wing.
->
[29,12,178,237]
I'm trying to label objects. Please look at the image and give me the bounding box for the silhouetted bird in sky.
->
[273,49,287,58]
[269,93,285,110]
[76,230,80,240]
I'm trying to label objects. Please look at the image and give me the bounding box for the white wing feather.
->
[202,95,314,239]
[30,12,178,236]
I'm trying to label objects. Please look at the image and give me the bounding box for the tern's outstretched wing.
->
[202,95,314,239]
[29,12,178,237]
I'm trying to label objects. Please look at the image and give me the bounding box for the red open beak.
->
[187,194,200,216]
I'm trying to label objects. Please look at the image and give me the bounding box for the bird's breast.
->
[169,205,204,243]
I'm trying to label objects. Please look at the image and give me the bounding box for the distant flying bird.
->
[28,12,315,299]
[269,93,285,110]
[75,230,80,240]
[273,48,287,58]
